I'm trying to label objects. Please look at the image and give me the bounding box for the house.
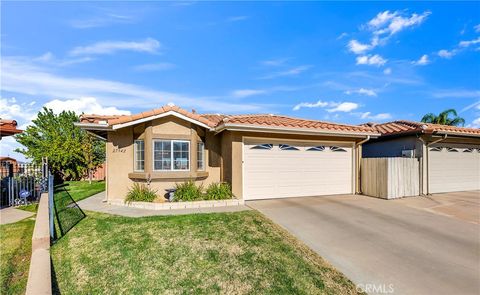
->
[362,121,480,194]
[0,119,22,139]
[77,104,380,201]
[0,156,19,176]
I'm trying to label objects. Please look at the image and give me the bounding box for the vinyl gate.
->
[361,157,420,199]
[0,162,48,207]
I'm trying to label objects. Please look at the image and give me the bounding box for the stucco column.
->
[144,122,153,174]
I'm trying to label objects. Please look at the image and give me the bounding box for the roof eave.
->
[216,123,380,138]
[433,130,480,138]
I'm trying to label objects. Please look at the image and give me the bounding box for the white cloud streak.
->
[260,65,312,79]
[44,97,131,116]
[437,49,456,59]
[292,100,329,111]
[413,54,429,65]
[231,89,268,98]
[70,38,161,56]
[345,88,377,97]
[133,62,176,71]
[459,37,480,48]
[293,100,359,113]
[360,112,392,121]
[356,54,387,66]
[327,102,359,113]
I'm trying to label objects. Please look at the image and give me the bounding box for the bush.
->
[174,181,203,202]
[205,182,233,200]
[125,183,157,203]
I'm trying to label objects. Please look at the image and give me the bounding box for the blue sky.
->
[1,1,479,160]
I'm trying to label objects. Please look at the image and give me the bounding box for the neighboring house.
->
[0,156,19,176]
[0,119,22,139]
[77,104,379,201]
[362,121,480,194]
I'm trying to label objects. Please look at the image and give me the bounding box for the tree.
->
[15,107,105,181]
[421,109,465,126]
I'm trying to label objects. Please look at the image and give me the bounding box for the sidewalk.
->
[77,191,250,217]
[0,207,34,225]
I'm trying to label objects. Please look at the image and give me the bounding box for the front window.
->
[197,142,205,171]
[134,140,144,171]
[153,140,190,171]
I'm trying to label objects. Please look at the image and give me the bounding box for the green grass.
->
[0,217,36,295]
[63,181,105,202]
[17,203,38,213]
[52,211,361,295]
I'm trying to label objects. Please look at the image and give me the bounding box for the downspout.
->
[420,134,448,195]
[356,136,371,194]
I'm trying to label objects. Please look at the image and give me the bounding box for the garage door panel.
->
[243,140,353,200]
[429,145,480,193]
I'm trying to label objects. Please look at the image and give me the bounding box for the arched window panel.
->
[307,146,325,151]
[429,147,442,152]
[279,144,299,151]
[251,144,273,150]
[446,147,459,152]
[330,146,347,152]
[463,148,474,153]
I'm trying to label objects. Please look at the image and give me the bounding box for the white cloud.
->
[431,89,480,99]
[293,100,329,111]
[70,38,161,56]
[360,112,392,121]
[133,62,176,71]
[0,97,37,122]
[231,89,267,98]
[347,40,372,54]
[383,67,392,75]
[461,100,480,112]
[227,16,249,22]
[34,52,93,67]
[437,49,456,59]
[474,24,480,33]
[44,97,131,116]
[70,10,138,29]
[260,58,289,67]
[413,54,430,65]
[369,10,431,36]
[345,88,377,97]
[260,65,312,79]
[1,57,264,113]
[356,54,387,66]
[327,102,359,113]
[337,32,348,40]
[467,117,480,128]
[459,37,480,48]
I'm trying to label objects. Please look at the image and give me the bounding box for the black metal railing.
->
[0,163,48,207]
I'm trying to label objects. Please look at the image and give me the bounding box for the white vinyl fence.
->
[361,157,420,199]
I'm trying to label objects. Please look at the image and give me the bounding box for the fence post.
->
[48,174,54,240]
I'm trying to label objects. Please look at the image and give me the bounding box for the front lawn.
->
[0,217,35,294]
[52,211,361,294]
[63,181,105,202]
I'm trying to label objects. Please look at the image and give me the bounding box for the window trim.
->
[197,141,205,171]
[133,140,145,172]
[152,139,190,172]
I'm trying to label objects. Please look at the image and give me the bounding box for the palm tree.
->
[421,109,465,126]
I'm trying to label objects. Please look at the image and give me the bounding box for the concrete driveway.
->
[248,192,480,295]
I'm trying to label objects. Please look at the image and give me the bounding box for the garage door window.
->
[463,148,474,153]
[279,144,299,151]
[430,147,442,152]
[306,146,325,151]
[447,148,459,152]
[330,146,347,152]
[251,144,273,150]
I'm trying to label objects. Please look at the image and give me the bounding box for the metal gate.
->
[0,160,48,207]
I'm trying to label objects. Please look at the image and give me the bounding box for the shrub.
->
[174,181,203,202]
[125,183,157,203]
[205,182,233,200]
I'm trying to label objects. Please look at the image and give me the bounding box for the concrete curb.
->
[26,193,52,295]
[108,198,245,210]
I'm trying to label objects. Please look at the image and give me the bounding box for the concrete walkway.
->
[77,191,250,217]
[0,207,34,225]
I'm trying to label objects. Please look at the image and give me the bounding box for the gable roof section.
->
[78,104,379,137]
[363,120,480,137]
[0,119,23,137]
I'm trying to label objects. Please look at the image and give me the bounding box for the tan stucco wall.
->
[221,131,366,199]
[106,116,220,200]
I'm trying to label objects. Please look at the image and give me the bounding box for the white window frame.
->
[133,140,145,172]
[152,139,190,172]
[197,141,205,171]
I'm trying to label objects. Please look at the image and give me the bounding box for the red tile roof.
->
[80,105,378,135]
[363,120,480,136]
[0,120,22,137]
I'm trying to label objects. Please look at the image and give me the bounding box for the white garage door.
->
[429,145,480,193]
[243,139,354,200]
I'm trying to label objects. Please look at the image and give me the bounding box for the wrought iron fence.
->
[0,162,48,207]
